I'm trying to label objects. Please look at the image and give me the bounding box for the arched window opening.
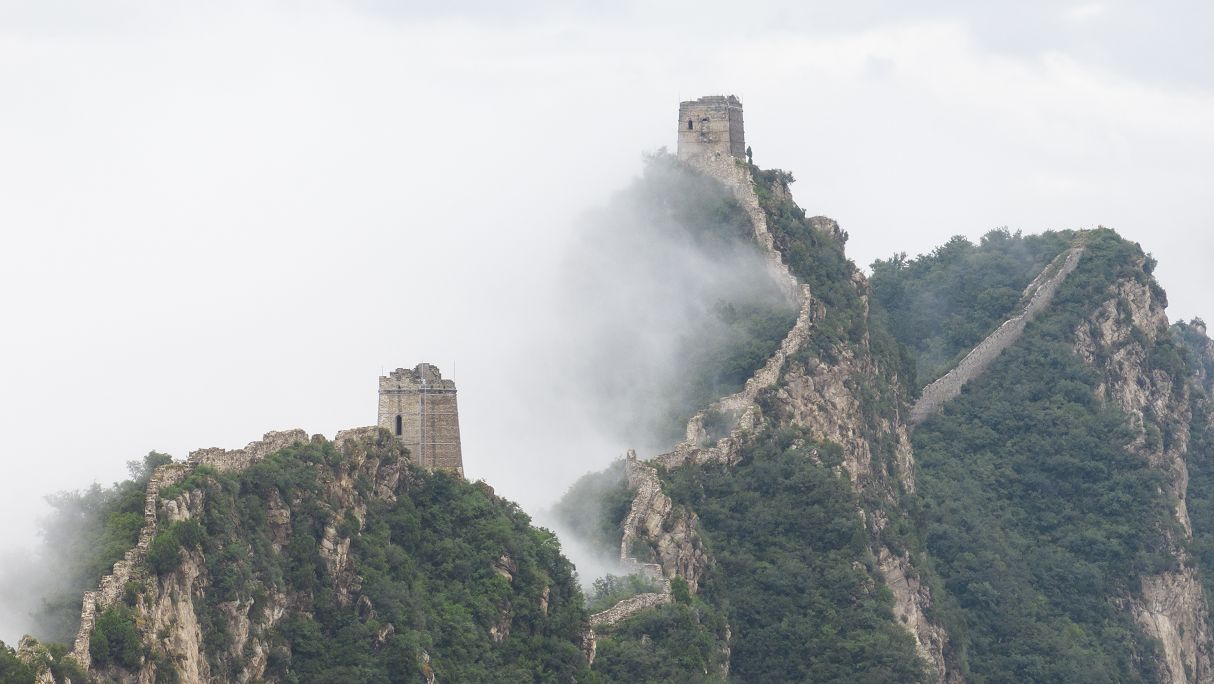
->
[687,118,693,130]
[395,415,403,436]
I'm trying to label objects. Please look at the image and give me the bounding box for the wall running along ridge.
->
[588,590,672,627]
[72,426,431,682]
[591,153,811,645]
[70,430,312,670]
[607,146,954,679]
[909,243,1086,425]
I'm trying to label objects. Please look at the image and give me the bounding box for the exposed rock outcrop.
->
[72,427,409,683]
[1074,257,1214,684]
[766,277,952,680]
[608,155,955,681]
[16,636,63,684]
[618,451,709,593]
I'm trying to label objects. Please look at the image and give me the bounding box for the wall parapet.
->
[187,429,311,473]
[589,591,673,628]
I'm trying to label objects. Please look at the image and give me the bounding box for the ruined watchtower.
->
[677,95,745,163]
[378,363,463,475]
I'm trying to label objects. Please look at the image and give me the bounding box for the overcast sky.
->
[1,0,1212,638]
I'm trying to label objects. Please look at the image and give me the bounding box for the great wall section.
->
[589,97,815,640]
[70,429,314,669]
[593,95,962,676]
[69,364,464,675]
[909,241,1086,425]
[592,96,1093,680]
[60,96,1102,681]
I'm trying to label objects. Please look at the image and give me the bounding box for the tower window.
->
[687,118,693,130]
[395,415,402,436]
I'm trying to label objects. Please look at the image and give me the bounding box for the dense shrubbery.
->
[870,228,1072,384]
[0,641,35,684]
[590,600,729,682]
[661,427,929,683]
[90,605,141,669]
[146,519,204,576]
[1175,320,1214,634]
[908,230,1174,681]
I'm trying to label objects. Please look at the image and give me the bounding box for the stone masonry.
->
[677,95,746,164]
[378,364,464,475]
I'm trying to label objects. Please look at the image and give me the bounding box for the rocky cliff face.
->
[76,429,404,683]
[607,157,955,680]
[71,429,313,674]
[69,426,588,683]
[1074,260,1214,683]
[761,260,952,680]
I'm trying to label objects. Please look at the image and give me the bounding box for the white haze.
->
[2,1,1213,642]
[547,157,793,455]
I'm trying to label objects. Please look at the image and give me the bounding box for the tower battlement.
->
[378,363,463,475]
[677,94,745,163]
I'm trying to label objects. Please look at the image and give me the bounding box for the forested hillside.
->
[901,230,1187,680]
[8,151,1213,683]
[557,159,1214,683]
[11,432,591,683]
[871,229,1073,385]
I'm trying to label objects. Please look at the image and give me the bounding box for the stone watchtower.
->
[677,95,745,163]
[378,363,464,475]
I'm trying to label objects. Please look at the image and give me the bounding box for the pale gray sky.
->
[1,0,1212,639]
